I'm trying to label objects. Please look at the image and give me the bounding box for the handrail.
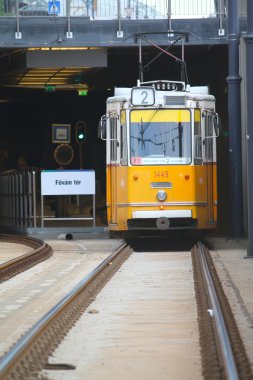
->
[0,169,39,229]
[0,168,98,230]
[0,0,228,19]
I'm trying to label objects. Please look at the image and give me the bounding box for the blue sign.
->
[48,1,60,14]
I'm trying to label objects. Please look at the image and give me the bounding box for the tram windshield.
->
[130,109,192,165]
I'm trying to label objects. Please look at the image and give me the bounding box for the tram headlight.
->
[157,190,167,201]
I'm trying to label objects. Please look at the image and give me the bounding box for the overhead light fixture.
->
[27,47,101,51]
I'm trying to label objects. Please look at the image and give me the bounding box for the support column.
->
[244,0,253,256]
[226,0,244,237]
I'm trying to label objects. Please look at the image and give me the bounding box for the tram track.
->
[192,242,253,380]
[0,234,52,283]
[0,241,133,380]
[0,238,252,379]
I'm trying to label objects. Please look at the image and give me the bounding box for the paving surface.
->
[0,239,122,357]
[41,250,202,380]
[0,242,33,264]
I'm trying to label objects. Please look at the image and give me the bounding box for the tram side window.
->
[120,113,127,165]
[110,116,117,162]
[194,109,202,165]
[204,113,214,163]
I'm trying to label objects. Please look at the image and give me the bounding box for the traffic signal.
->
[76,121,87,143]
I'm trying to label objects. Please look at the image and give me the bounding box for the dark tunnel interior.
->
[0,45,230,233]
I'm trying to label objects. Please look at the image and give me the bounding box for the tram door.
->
[109,114,118,224]
[203,111,216,223]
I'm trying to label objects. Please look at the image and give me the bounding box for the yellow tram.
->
[99,80,219,232]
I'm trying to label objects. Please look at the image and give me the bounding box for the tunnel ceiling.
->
[0,44,227,94]
[0,47,108,90]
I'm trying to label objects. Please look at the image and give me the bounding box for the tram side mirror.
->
[213,114,220,138]
[98,115,106,140]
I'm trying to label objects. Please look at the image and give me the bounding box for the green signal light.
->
[76,121,87,143]
[78,90,88,96]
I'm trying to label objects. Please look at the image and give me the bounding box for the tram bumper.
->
[128,210,196,230]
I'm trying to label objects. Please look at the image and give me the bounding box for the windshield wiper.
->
[139,104,162,136]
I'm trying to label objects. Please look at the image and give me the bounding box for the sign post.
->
[41,170,96,227]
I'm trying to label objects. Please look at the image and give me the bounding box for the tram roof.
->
[107,85,215,104]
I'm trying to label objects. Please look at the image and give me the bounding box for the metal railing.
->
[0,169,39,229]
[0,0,228,19]
[0,168,98,230]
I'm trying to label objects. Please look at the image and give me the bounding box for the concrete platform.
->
[2,226,109,240]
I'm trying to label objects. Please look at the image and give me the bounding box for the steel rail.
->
[0,241,48,269]
[0,241,128,380]
[197,242,239,380]
[0,233,48,249]
[0,234,52,282]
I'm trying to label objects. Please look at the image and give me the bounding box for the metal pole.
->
[181,35,185,82]
[144,0,148,19]
[226,0,244,237]
[218,0,224,30]
[168,0,172,31]
[41,194,44,228]
[79,144,83,169]
[244,0,253,256]
[32,171,37,228]
[93,193,96,227]
[66,0,73,39]
[138,36,143,82]
[117,0,123,37]
[15,0,21,38]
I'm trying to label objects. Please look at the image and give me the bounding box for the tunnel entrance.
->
[0,45,229,234]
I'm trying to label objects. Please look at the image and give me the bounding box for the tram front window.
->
[130,109,192,165]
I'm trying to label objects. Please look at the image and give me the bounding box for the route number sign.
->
[131,87,155,106]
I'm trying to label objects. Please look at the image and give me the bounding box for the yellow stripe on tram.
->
[130,109,191,123]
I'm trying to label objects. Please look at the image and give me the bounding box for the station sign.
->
[41,170,95,195]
